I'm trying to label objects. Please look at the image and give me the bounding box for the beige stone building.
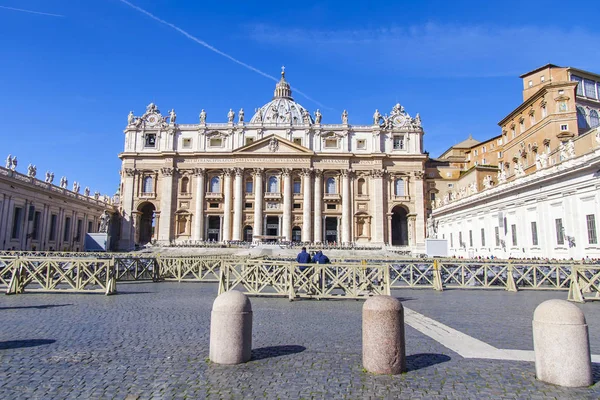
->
[118,70,427,251]
[0,159,114,251]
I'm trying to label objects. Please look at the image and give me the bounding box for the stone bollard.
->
[209,290,253,364]
[362,296,406,374]
[533,299,592,387]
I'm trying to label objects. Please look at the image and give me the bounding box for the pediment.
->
[233,134,314,154]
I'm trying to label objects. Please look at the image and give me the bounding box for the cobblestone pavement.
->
[0,283,599,399]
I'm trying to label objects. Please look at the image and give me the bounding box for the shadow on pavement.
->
[406,353,451,372]
[0,339,56,350]
[592,363,600,385]
[0,304,72,311]
[251,345,306,361]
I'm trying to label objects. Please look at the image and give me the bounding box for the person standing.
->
[296,247,311,271]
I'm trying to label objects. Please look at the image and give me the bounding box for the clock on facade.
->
[146,114,160,126]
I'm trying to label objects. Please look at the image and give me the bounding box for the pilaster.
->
[157,167,174,244]
[301,168,313,242]
[313,169,323,243]
[192,168,205,241]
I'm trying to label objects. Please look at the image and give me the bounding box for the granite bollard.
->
[362,296,406,374]
[533,299,592,387]
[209,290,252,364]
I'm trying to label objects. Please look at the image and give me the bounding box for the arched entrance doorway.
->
[138,202,156,245]
[391,206,408,246]
[207,216,221,241]
[292,226,301,242]
[243,225,253,242]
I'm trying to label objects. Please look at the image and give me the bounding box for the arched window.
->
[210,176,220,193]
[142,176,153,194]
[357,178,366,195]
[268,176,278,193]
[326,177,336,194]
[590,110,599,128]
[577,106,589,129]
[395,179,405,196]
[180,177,189,194]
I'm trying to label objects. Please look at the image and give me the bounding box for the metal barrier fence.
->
[218,260,390,300]
[1,256,116,295]
[1,253,598,302]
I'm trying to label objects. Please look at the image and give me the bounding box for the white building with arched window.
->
[118,69,427,251]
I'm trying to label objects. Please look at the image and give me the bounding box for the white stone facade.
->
[118,70,427,251]
[432,136,600,260]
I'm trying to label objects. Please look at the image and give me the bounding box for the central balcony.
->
[264,192,282,200]
[323,193,341,201]
[205,192,223,200]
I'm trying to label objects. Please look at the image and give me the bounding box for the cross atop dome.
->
[281,65,285,78]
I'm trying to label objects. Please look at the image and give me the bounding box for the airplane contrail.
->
[117,0,328,109]
[0,5,64,17]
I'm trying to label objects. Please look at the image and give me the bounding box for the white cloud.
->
[247,23,600,77]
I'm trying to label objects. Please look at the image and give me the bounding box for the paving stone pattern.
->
[0,283,598,399]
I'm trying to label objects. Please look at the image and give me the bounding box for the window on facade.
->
[88,221,93,233]
[519,120,525,133]
[450,232,454,248]
[560,124,568,131]
[530,114,535,125]
[511,224,517,246]
[555,218,564,245]
[32,211,41,240]
[182,138,192,149]
[394,179,405,196]
[495,226,500,247]
[210,176,220,193]
[293,179,301,194]
[324,138,338,148]
[145,134,156,147]
[245,179,253,194]
[357,139,366,149]
[293,138,302,146]
[357,178,366,195]
[541,75,545,82]
[577,107,588,129]
[482,158,487,165]
[11,207,23,239]
[590,110,599,128]
[326,177,336,194]
[245,202,253,209]
[528,80,533,87]
[511,127,516,139]
[584,79,597,99]
[459,232,463,247]
[469,230,473,247]
[293,203,301,209]
[481,228,485,247]
[571,75,584,96]
[448,183,454,188]
[245,137,254,145]
[142,176,153,194]
[586,214,597,244]
[541,105,547,118]
[76,220,82,241]
[64,217,71,241]
[393,136,404,150]
[49,214,57,241]
[326,204,336,210]
[531,221,538,246]
[474,150,478,156]
[268,176,279,193]
[180,177,189,194]
[482,146,486,153]
[209,203,219,208]
[498,151,502,158]
[209,138,223,147]
[430,192,435,201]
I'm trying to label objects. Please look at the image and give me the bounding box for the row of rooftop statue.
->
[126,103,422,129]
[4,154,112,203]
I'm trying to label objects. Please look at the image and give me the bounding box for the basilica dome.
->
[250,68,314,125]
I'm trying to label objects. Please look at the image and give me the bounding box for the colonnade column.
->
[301,168,312,242]
[313,169,323,243]
[252,168,264,242]
[157,167,174,244]
[341,169,352,244]
[192,168,205,241]
[282,168,292,241]
[222,169,233,242]
[413,171,425,249]
[370,169,385,244]
[232,168,244,241]
[119,168,136,250]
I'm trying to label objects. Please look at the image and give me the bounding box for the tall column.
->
[370,169,385,244]
[158,167,174,244]
[413,171,426,249]
[282,168,292,241]
[313,170,323,243]
[232,168,244,241]
[192,168,206,241]
[252,168,264,242]
[222,169,233,242]
[119,168,136,250]
[301,168,313,242]
[341,169,352,244]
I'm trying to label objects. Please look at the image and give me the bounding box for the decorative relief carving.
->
[370,169,386,178]
[160,167,174,176]
[124,168,136,177]
[192,168,206,176]
[251,168,264,177]
[413,171,424,180]
[313,169,323,177]
[281,168,292,177]
[234,167,244,177]
[300,168,313,177]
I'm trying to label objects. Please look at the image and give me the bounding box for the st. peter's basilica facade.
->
[118,69,427,251]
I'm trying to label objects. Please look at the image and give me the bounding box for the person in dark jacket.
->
[312,251,331,264]
[296,247,311,271]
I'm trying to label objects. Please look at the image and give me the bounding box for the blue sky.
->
[2,0,600,195]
